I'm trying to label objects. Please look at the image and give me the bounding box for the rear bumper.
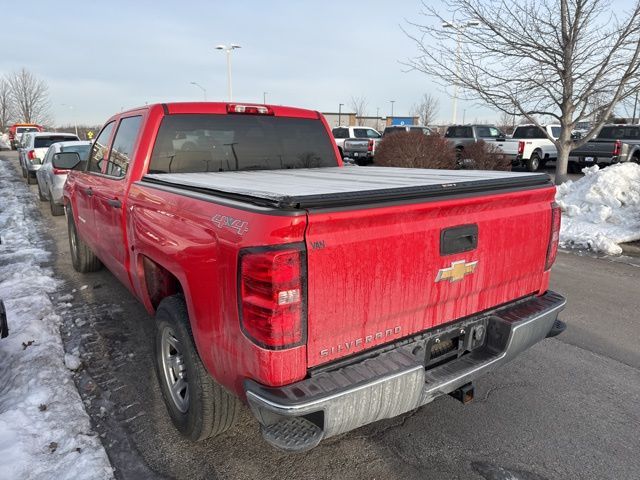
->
[245,291,566,450]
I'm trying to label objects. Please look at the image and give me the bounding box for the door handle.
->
[107,198,122,208]
[84,187,93,196]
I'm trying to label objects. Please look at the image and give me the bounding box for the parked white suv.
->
[332,126,381,158]
[499,124,560,171]
[19,132,79,184]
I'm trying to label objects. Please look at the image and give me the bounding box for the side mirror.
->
[52,152,81,170]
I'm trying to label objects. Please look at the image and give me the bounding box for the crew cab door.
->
[72,122,116,247]
[90,115,143,288]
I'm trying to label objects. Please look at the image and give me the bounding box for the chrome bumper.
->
[245,291,566,450]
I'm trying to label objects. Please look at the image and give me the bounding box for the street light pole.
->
[338,103,344,126]
[263,91,268,104]
[190,81,207,100]
[215,44,241,101]
[61,103,78,137]
[376,107,380,131]
[390,100,395,118]
[442,20,480,125]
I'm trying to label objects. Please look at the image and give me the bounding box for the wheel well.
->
[142,256,184,310]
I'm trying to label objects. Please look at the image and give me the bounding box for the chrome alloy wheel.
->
[160,326,189,413]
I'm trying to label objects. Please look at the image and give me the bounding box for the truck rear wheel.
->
[526,153,541,172]
[67,208,102,272]
[154,295,239,441]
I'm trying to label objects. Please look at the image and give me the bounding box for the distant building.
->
[322,112,419,131]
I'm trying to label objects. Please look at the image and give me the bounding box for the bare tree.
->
[411,93,440,125]
[0,77,14,131]
[496,111,515,134]
[8,68,51,124]
[404,0,640,182]
[349,96,368,120]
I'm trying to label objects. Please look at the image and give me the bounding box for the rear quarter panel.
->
[126,183,309,395]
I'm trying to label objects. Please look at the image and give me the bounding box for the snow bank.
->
[556,163,640,255]
[0,133,10,150]
[0,160,113,479]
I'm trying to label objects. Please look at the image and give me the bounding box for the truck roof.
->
[121,102,321,120]
[143,167,550,209]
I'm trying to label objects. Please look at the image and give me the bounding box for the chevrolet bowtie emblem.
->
[435,260,478,283]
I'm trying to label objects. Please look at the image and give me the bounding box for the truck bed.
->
[142,167,551,210]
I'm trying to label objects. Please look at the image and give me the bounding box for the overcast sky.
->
[3,0,634,126]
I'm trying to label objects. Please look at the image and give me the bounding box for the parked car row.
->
[14,130,90,216]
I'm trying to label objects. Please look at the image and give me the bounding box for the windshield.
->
[149,114,337,173]
[34,136,79,148]
[17,127,39,134]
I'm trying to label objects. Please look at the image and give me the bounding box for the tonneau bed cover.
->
[142,167,551,209]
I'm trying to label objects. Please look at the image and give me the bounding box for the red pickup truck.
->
[60,102,566,452]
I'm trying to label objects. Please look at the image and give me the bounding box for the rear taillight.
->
[545,202,561,270]
[27,150,36,160]
[613,139,621,156]
[239,246,305,349]
[368,139,374,152]
[227,104,274,115]
[52,168,67,175]
[517,141,525,155]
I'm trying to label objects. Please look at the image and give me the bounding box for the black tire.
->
[66,208,102,272]
[27,173,36,185]
[49,191,64,216]
[37,181,47,201]
[567,161,581,174]
[154,295,239,441]
[526,152,541,172]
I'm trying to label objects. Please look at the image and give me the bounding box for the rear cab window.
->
[149,114,337,173]
[512,126,546,139]
[332,128,349,139]
[353,128,380,139]
[597,126,640,139]
[34,136,79,148]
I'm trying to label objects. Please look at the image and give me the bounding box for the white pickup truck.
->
[499,124,560,171]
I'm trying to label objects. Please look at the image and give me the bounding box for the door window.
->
[87,122,115,173]
[104,116,143,178]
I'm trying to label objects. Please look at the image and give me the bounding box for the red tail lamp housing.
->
[517,141,525,156]
[367,139,374,152]
[239,245,306,349]
[613,139,622,156]
[545,202,561,271]
[27,150,37,160]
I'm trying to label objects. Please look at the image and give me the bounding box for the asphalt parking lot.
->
[2,151,639,480]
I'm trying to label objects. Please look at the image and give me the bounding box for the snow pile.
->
[0,160,113,479]
[0,133,10,150]
[556,163,640,255]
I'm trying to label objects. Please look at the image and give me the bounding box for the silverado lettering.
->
[61,101,566,453]
[319,326,403,357]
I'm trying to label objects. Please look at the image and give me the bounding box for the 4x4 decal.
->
[211,214,249,236]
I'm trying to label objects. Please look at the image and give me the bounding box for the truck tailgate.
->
[304,184,555,367]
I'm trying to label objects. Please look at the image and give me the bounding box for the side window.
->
[87,122,115,173]
[366,129,381,138]
[334,128,350,139]
[104,116,143,178]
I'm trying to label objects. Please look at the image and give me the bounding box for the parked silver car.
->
[20,132,79,184]
[36,141,91,216]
